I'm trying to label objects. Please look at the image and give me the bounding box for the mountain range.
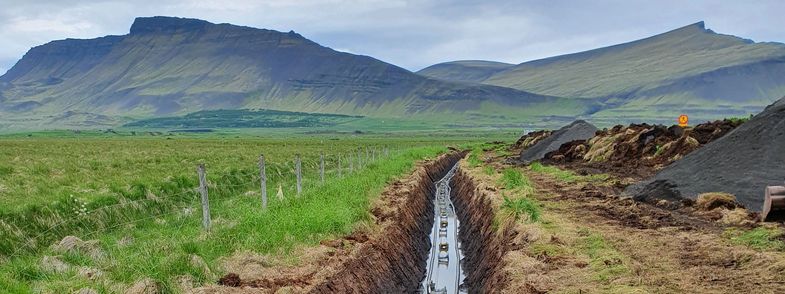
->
[1,17,784,130]
[420,22,785,123]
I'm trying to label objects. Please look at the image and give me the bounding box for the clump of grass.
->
[467,148,483,167]
[529,242,564,256]
[727,115,753,125]
[0,166,13,178]
[726,227,785,251]
[501,195,540,222]
[494,149,512,157]
[499,168,525,189]
[580,233,629,283]
[483,166,495,176]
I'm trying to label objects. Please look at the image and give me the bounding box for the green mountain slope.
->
[486,22,785,122]
[0,16,584,130]
[485,22,785,98]
[422,22,785,123]
[416,60,513,83]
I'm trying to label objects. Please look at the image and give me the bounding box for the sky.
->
[0,0,784,74]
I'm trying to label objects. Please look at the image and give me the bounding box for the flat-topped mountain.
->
[0,16,572,129]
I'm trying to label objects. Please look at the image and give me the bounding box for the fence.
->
[3,145,402,258]
[195,145,395,230]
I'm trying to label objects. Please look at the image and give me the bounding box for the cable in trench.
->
[421,162,467,294]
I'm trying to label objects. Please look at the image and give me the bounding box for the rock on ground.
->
[40,255,70,273]
[125,278,161,294]
[77,266,104,280]
[74,288,98,294]
[520,120,598,163]
[52,236,105,260]
[626,96,785,211]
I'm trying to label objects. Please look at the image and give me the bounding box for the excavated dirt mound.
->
[513,130,552,150]
[520,120,597,163]
[627,97,785,211]
[542,119,742,178]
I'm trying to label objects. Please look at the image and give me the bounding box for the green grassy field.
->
[0,131,511,293]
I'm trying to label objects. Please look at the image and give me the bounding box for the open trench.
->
[310,152,511,293]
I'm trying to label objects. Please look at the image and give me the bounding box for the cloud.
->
[0,0,783,72]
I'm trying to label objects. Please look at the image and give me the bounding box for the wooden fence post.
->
[320,153,325,183]
[259,155,267,209]
[295,154,302,195]
[338,155,342,177]
[384,146,389,157]
[372,147,376,162]
[357,148,363,168]
[197,164,211,230]
[349,152,354,173]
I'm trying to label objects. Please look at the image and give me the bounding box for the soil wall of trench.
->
[451,168,512,293]
[296,153,510,293]
[310,152,466,293]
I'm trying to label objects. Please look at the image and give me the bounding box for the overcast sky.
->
[0,0,783,74]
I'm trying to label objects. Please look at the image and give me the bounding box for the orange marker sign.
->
[678,114,689,127]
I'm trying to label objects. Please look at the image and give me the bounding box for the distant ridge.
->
[0,16,577,129]
[422,21,785,123]
[417,60,513,83]
[1,18,784,129]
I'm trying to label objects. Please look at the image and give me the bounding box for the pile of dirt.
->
[520,120,598,163]
[626,97,785,211]
[513,130,552,150]
[542,119,743,177]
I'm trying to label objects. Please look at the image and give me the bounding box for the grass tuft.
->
[467,148,483,167]
[726,227,785,251]
[501,195,541,223]
[499,168,526,189]
[580,233,629,283]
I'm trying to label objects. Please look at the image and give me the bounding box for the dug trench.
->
[211,151,510,293]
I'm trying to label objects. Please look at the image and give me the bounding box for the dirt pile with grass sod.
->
[542,119,742,178]
[513,130,551,150]
[519,120,597,164]
[627,96,785,211]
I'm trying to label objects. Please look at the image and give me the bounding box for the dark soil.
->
[627,97,785,211]
[524,171,717,232]
[542,119,742,180]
